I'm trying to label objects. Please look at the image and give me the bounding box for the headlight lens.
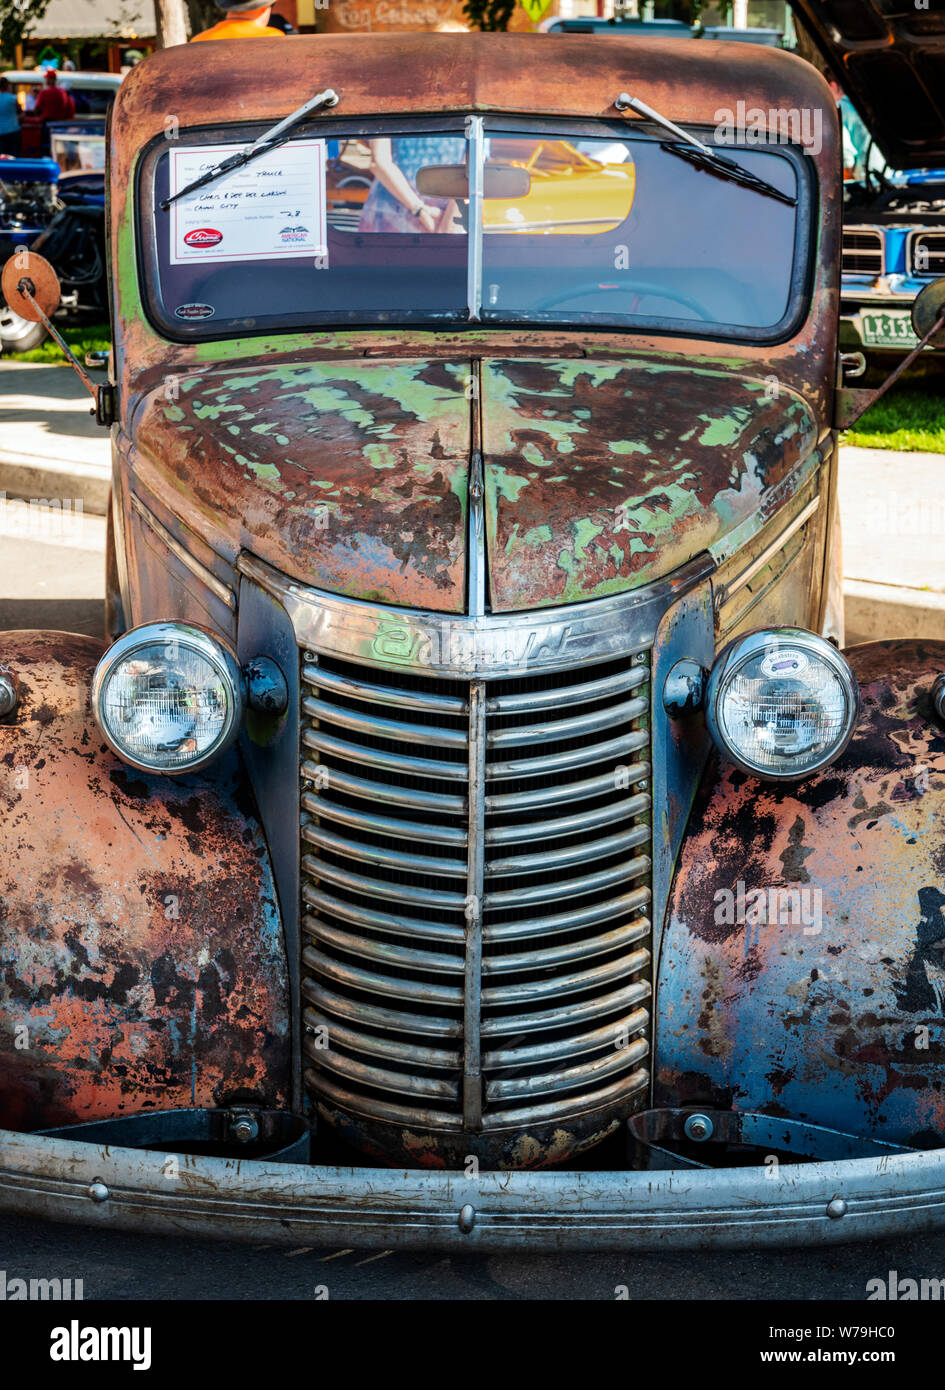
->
[92,623,244,773]
[705,629,858,780]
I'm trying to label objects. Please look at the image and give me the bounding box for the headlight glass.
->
[706,630,858,780]
[92,624,243,773]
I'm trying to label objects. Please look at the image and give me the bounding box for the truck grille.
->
[909,231,945,277]
[299,651,652,1140]
[842,226,884,276]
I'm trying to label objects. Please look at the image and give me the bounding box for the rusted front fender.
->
[656,639,945,1149]
[0,631,290,1131]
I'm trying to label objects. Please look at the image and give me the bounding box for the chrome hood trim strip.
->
[237,552,715,679]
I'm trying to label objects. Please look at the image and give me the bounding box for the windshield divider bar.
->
[466,114,484,322]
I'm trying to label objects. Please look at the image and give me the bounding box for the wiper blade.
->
[659,141,797,207]
[615,93,797,208]
[161,87,339,210]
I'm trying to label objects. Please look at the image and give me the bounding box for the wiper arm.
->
[161,87,339,210]
[614,93,797,208]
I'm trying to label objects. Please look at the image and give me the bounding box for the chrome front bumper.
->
[3,1128,945,1251]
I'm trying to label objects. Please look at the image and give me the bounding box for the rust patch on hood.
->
[133,358,469,613]
[482,357,817,612]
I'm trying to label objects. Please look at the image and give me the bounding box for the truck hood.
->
[133,355,818,615]
[790,0,945,171]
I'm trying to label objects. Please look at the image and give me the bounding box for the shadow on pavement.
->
[0,597,104,639]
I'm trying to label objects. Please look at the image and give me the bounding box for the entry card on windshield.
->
[168,140,327,265]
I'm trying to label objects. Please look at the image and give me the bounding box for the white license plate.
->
[855,309,919,349]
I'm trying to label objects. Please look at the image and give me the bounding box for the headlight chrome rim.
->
[705,628,859,782]
[91,621,244,775]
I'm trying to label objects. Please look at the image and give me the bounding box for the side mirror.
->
[1,249,61,324]
[911,277,945,347]
[0,248,114,426]
[415,162,532,200]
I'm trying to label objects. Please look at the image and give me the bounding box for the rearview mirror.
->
[415,162,532,200]
[910,277,945,348]
[1,249,61,323]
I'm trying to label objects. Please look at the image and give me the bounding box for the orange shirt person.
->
[191,2,286,41]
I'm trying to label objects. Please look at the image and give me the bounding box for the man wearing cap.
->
[191,2,287,40]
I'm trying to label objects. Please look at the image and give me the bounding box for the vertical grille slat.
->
[300,649,653,1140]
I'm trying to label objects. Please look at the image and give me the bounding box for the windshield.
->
[141,117,809,343]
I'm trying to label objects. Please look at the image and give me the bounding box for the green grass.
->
[14,321,111,364]
[843,384,945,454]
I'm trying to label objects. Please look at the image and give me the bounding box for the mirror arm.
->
[838,306,945,430]
[14,277,98,402]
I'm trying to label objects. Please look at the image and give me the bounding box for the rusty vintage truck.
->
[2,30,945,1251]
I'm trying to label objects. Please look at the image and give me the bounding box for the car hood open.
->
[790,0,945,170]
[132,354,818,615]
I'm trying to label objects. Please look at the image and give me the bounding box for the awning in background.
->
[28,0,155,39]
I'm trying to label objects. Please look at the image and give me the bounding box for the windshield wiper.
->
[161,87,339,211]
[614,93,797,208]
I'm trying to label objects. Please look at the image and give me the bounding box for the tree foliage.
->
[1,0,53,59]
[462,0,515,32]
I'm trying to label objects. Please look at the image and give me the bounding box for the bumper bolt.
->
[458,1203,476,1235]
[684,1113,714,1143]
[88,1180,109,1203]
[229,1113,260,1144]
[826,1197,847,1220]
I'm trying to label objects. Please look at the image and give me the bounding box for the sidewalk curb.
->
[0,455,110,516]
[844,578,945,645]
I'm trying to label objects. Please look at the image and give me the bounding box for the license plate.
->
[855,309,919,349]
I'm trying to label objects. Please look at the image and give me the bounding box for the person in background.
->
[359,135,465,234]
[31,69,75,154]
[33,69,76,123]
[827,77,885,182]
[191,1,287,40]
[0,78,20,157]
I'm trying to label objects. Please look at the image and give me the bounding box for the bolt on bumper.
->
[3,1128,945,1251]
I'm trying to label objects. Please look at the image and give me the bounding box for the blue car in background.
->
[840,169,945,362]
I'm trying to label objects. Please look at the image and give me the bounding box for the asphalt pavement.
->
[4,1206,945,1300]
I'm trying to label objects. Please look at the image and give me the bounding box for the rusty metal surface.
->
[0,631,290,1131]
[132,360,469,613]
[128,352,819,614]
[482,358,817,611]
[110,33,838,172]
[5,1126,945,1250]
[656,638,945,1148]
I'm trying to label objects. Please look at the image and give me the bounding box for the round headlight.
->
[91,623,244,774]
[705,629,858,781]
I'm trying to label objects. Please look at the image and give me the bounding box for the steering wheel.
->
[531,279,714,321]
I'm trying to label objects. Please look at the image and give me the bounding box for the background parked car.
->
[0,70,117,353]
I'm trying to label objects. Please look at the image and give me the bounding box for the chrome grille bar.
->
[909,231,945,277]
[300,648,653,1139]
[842,226,884,275]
